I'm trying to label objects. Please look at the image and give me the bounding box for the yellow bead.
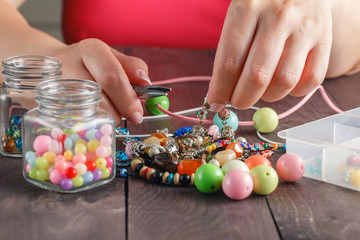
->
[351,169,360,187]
[95,157,107,169]
[101,168,111,178]
[76,139,88,146]
[43,151,57,163]
[64,149,74,161]
[211,144,217,150]
[87,140,101,152]
[75,143,87,154]
[206,145,212,152]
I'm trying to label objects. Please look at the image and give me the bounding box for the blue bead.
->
[168,173,174,184]
[254,145,259,151]
[64,138,73,150]
[82,171,94,184]
[15,138,22,150]
[10,115,22,125]
[119,168,128,177]
[85,129,97,140]
[213,110,239,132]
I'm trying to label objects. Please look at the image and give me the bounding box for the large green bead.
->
[194,164,224,193]
[145,96,170,115]
[252,107,278,133]
[250,165,278,195]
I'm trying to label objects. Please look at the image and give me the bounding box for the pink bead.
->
[33,135,52,153]
[51,127,63,140]
[276,153,305,182]
[50,169,65,184]
[101,124,113,136]
[54,160,68,172]
[100,135,112,146]
[48,139,62,155]
[96,145,109,158]
[54,155,65,163]
[77,129,87,138]
[346,155,360,167]
[105,156,113,168]
[125,141,135,159]
[73,153,87,164]
[85,151,96,161]
[222,169,253,200]
[26,164,31,172]
[208,125,220,140]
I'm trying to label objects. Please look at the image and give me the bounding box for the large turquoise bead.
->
[145,96,170,115]
[213,110,239,132]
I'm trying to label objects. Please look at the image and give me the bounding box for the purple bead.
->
[125,141,135,159]
[95,130,103,141]
[347,155,360,166]
[93,169,103,181]
[61,178,73,190]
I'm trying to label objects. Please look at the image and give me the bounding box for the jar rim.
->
[2,55,62,71]
[36,79,101,101]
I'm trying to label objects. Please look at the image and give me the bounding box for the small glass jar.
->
[0,55,62,157]
[22,79,116,193]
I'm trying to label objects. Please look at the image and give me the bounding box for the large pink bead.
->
[208,125,220,140]
[222,169,253,200]
[33,135,52,153]
[276,153,305,182]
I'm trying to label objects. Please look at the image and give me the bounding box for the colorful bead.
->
[119,168,128,177]
[222,169,253,200]
[213,110,239,132]
[276,153,305,182]
[177,159,203,175]
[194,164,224,193]
[145,95,170,115]
[225,142,243,158]
[250,165,278,195]
[252,107,278,133]
[167,173,174,184]
[245,155,272,170]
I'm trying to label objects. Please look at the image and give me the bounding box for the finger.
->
[290,42,331,97]
[111,48,151,85]
[99,93,122,125]
[207,1,258,112]
[81,40,144,124]
[262,35,310,102]
[230,16,289,109]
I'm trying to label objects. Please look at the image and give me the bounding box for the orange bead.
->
[272,143,278,150]
[245,155,272,170]
[225,142,243,158]
[151,132,168,146]
[177,159,204,175]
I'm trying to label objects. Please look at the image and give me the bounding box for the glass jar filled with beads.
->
[0,55,62,157]
[22,79,116,193]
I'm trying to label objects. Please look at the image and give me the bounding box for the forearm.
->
[0,0,65,80]
[328,0,360,77]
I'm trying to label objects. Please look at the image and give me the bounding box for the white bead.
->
[208,159,220,167]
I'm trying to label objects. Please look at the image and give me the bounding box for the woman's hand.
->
[208,0,334,111]
[53,38,151,125]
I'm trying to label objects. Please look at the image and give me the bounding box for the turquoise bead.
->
[168,173,174,184]
[194,164,224,193]
[145,96,170,115]
[252,107,278,133]
[213,110,239,132]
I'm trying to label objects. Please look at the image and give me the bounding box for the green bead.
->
[206,154,213,162]
[250,165,278,195]
[28,168,38,179]
[36,157,49,169]
[36,169,49,181]
[72,176,84,187]
[252,107,278,133]
[12,130,21,140]
[194,164,224,193]
[145,96,170,115]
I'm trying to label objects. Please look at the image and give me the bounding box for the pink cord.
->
[153,76,343,126]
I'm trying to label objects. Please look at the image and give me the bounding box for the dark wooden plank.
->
[125,47,280,239]
[0,141,126,240]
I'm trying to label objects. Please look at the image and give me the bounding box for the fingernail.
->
[138,70,152,85]
[210,103,226,112]
[128,112,143,124]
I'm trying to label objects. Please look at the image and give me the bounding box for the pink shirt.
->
[62,0,230,49]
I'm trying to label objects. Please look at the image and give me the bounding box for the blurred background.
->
[19,0,62,41]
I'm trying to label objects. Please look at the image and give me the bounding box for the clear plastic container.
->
[0,55,62,157]
[22,79,116,193]
[278,107,360,191]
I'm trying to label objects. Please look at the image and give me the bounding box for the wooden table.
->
[1,47,360,239]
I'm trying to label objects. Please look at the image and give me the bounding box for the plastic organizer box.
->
[278,107,360,191]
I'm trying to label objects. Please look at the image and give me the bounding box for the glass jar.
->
[0,55,62,157]
[22,79,116,193]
